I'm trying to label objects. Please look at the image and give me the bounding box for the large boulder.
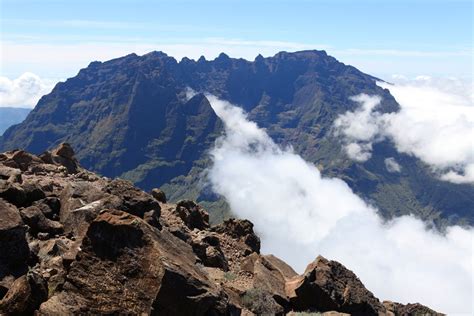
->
[0,272,47,314]
[39,209,230,315]
[287,256,386,315]
[175,200,210,230]
[0,165,22,183]
[50,143,80,174]
[104,179,161,218]
[20,206,63,236]
[0,199,29,279]
[190,230,229,270]
[212,218,261,255]
[0,181,26,207]
[239,253,291,314]
[151,188,167,203]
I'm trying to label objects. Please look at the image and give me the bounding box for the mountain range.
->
[1,50,472,226]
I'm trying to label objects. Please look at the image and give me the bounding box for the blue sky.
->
[0,0,472,80]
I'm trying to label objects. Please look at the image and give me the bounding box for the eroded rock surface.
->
[0,145,442,315]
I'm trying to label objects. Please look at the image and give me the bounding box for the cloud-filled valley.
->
[334,77,474,183]
[206,94,473,314]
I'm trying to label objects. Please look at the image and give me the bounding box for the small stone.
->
[37,232,50,240]
[151,188,167,203]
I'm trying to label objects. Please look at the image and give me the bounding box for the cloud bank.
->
[334,77,474,183]
[206,95,473,314]
[0,73,57,108]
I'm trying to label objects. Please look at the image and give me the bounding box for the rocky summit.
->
[0,144,441,315]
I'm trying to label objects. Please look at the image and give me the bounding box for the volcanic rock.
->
[151,188,167,203]
[104,179,161,218]
[212,218,261,255]
[20,206,63,236]
[0,146,441,315]
[0,271,47,314]
[175,199,210,230]
[383,300,444,316]
[287,256,386,315]
[0,199,29,279]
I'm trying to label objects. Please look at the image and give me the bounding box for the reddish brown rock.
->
[10,150,43,171]
[175,199,210,230]
[151,187,167,203]
[50,143,80,174]
[383,300,445,316]
[52,143,75,160]
[104,179,161,218]
[287,256,386,315]
[0,181,26,207]
[0,199,29,279]
[0,272,47,315]
[20,206,63,236]
[39,209,231,315]
[212,218,261,255]
[191,230,229,270]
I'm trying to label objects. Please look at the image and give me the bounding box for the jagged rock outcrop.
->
[0,199,29,279]
[383,301,444,316]
[287,256,385,315]
[0,145,442,315]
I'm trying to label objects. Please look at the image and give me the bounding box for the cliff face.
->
[0,144,441,315]
[1,50,472,226]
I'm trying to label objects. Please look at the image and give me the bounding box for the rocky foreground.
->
[0,144,442,315]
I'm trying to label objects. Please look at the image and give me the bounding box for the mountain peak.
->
[143,50,169,58]
[255,53,265,62]
[216,52,230,60]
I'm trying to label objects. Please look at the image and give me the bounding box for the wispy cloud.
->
[334,77,474,183]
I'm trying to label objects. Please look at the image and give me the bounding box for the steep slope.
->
[0,50,472,226]
[0,145,441,315]
[0,108,31,135]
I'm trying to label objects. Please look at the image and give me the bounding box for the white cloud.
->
[345,142,372,162]
[333,94,386,162]
[384,157,401,173]
[0,73,57,108]
[206,95,473,314]
[441,164,474,184]
[334,78,474,183]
